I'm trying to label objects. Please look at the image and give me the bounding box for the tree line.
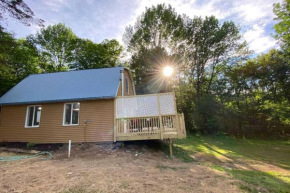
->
[123,1,290,138]
[0,23,123,96]
[0,0,123,96]
[0,0,289,137]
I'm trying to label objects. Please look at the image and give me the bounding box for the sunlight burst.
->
[163,66,173,77]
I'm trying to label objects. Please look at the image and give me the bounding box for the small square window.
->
[63,103,80,126]
[25,106,42,127]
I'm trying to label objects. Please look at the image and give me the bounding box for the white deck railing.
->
[114,93,186,141]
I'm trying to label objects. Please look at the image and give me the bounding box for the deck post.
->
[173,92,180,139]
[113,99,117,142]
[176,115,181,139]
[169,138,173,157]
[181,113,186,138]
[157,94,163,140]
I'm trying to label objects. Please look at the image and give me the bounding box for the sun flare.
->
[163,66,173,77]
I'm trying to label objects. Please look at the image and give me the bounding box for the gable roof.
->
[0,67,128,106]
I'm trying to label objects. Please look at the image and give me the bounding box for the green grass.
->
[171,135,290,193]
[230,170,290,193]
[62,185,89,193]
[156,164,189,171]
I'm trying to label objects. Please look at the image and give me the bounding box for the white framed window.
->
[125,77,129,94]
[25,105,42,128]
[63,102,80,126]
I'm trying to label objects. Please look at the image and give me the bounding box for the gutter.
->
[0,96,116,106]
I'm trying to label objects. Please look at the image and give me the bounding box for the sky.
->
[3,0,281,54]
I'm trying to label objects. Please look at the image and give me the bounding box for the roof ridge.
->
[29,66,125,76]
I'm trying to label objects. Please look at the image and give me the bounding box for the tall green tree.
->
[181,16,248,98]
[71,38,123,70]
[123,4,184,93]
[124,4,249,133]
[273,0,290,54]
[124,4,183,52]
[218,49,290,136]
[0,37,40,96]
[30,23,77,72]
[0,27,16,66]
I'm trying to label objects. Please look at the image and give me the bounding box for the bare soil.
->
[0,142,239,193]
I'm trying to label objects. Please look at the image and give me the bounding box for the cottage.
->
[0,67,185,144]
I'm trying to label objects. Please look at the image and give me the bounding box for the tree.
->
[123,4,184,94]
[0,0,44,27]
[0,0,43,96]
[273,0,290,53]
[71,38,123,70]
[0,37,40,96]
[218,49,290,137]
[30,23,77,72]
[130,47,170,93]
[124,4,249,132]
[181,16,247,98]
[124,4,183,53]
[0,26,16,66]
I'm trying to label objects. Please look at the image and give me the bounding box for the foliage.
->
[273,0,290,54]
[71,38,123,70]
[0,0,43,96]
[124,3,253,135]
[218,49,290,136]
[0,0,44,28]
[29,23,77,72]
[26,142,36,148]
[0,30,40,96]
[123,4,183,94]
[0,22,123,97]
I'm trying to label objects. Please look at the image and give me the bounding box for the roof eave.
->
[0,96,116,106]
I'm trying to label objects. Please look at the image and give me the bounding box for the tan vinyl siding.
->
[117,82,122,96]
[117,69,134,96]
[0,100,114,143]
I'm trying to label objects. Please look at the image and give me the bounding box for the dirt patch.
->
[0,142,239,193]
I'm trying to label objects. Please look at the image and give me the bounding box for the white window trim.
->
[62,102,80,126]
[125,77,129,94]
[25,105,42,128]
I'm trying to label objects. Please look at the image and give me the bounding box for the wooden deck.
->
[114,99,186,142]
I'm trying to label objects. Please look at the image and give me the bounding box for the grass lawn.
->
[172,135,290,193]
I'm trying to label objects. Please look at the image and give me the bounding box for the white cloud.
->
[244,25,264,43]
[249,37,277,53]
[243,24,277,53]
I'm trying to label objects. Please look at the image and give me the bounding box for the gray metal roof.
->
[0,67,125,105]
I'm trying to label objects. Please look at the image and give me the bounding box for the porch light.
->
[163,66,173,77]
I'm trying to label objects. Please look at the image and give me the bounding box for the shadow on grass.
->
[175,135,290,170]
[229,169,290,193]
[174,135,290,193]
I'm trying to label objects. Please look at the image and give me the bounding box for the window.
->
[125,77,129,94]
[25,105,42,127]
[63,103,80,126]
